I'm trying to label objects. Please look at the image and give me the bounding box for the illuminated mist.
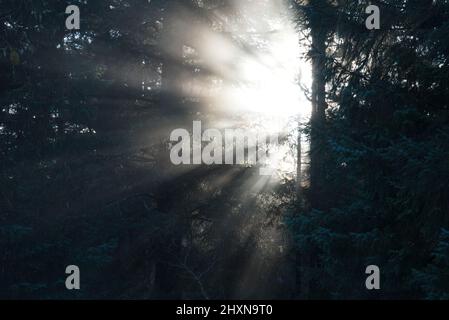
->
[159,0,311,179]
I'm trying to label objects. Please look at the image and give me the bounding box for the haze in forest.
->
[1,0,449,300]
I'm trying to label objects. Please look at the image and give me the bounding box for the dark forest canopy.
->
[292,0,449,299]
[1,0,449,299]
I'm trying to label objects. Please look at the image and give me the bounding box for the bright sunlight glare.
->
[162,0,312,178]
[227,30,311,117]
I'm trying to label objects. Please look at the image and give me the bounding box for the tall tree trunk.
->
[298,0,329,299]
[296,125,302,201]
[309,0,328,209]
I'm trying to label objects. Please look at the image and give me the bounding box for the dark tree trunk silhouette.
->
[297,0,330,299]
[309,0,328,210]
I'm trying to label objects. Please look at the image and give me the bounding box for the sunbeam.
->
[160,0,311,178]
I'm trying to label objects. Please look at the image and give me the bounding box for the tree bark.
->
[309,0,328,209]
[298,0,329,300]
